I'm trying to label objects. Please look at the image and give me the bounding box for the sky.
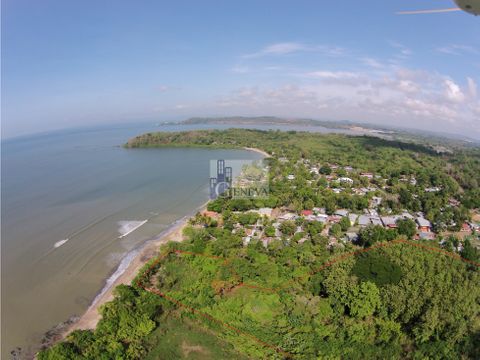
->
[2,0,480,139]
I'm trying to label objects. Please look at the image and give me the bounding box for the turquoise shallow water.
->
[1,124,264,357]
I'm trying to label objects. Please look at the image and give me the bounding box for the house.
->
[401,211,415,220]
[369,209,379,217]
[257,207,273,217]
[338,177,354,184]
[310,167,319,174]
[469,222,480,231]
[272,222,283,237]
[353,188,367,196]
[344,166,354,172]
[371,196,382,208]
[301,210,313,216]
[448,198,461,207]
[348,213,359,225]
[381,216,398,228]
[360,172,374,179]
[328,215,342,223]
[358,215,371,227]
[261,238,274,248]
[417,232,435,240]
[279,212,297,221]
[345,232,358,242]
[328,236,339,247]
[335,209,349,217]
[202,210,220,220]
[416,217,432,232]
[287,174,295,180]
[332,188,343,194]
[371,217,383,226]
[460,223,471,233]
[425,187,441,193]
[315,214,329,223]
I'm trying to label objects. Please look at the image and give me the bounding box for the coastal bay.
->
[1,124,263,358]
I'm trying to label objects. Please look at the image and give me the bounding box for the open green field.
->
[145,316,248,360]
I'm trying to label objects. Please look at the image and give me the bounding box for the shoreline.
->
[243,147,271,158]
[62,202,208,337]
[54,148,269,347]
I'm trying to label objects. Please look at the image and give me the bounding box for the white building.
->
[338,177,354,184]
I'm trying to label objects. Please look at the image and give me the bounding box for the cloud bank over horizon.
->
[2,1,479,139]
[164,41,480,139]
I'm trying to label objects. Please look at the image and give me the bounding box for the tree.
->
[357,225,397,247]
[329,223,342,238]
[348,282,381,318]
[264,225,276,237]
[279,220,296,236]
[461,239,480,262]
[319,165,332,175]
[396,219,416,239]
[339,217,351,232]
[238,212,260,225]
[305,199,315,210]
[306,221,324,237]
[317,178,328,188]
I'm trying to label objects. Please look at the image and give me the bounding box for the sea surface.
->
[1,122,352,358]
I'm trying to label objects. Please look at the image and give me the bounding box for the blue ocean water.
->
[1,121,353,357]
[1,123,264,357]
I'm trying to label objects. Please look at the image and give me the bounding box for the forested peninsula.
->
[41,129,480,359]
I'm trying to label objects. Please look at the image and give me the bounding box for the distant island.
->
[182,116,351,129]
[171,116,480,151]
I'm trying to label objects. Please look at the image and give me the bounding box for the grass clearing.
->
[144,315,248,360]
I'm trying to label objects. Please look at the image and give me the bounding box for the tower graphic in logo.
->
[209,159,232,199]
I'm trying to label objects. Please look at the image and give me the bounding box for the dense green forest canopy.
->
[41,129,480,359]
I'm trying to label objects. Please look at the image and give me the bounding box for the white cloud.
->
[437,44,480,56]
[444,79,465,103]
[361,57,384,69]
[157,85,171,92]
[389,41,412,58]
[166,41,480,138]
[467,77,477,98]
[301,71,364,86]
[261,42,306,55]
[304,71,361,80]
[243,42,344,59]
[206,67,480,138]
[231,65,250,74]
[243,42,306,58]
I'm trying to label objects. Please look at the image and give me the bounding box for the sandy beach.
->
[244,147,271,158]
[57,150,269,343]
[64,211,200,335]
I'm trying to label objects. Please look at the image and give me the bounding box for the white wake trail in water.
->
[117,220,148,238]
[54,239,69,248]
